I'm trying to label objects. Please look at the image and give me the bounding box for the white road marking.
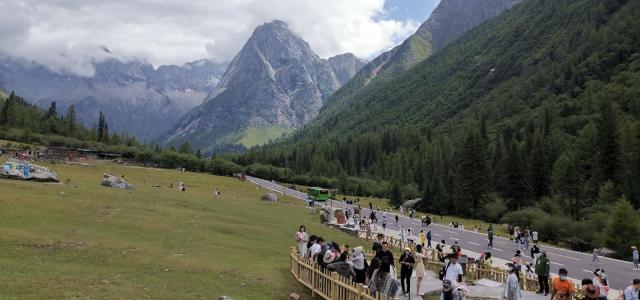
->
[434,233,442,236]
[468,242,479,246]
[547,253,581,261]
[551,262,565,266]
[496,241,507,245]
[583,270,593,273]
[442,229,458,234]
[492,248,504,252]
[451,237,460,241]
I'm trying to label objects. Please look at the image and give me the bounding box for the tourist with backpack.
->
[439,279,466,300]
[440,254,464,283]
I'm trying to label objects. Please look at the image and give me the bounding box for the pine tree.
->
[454,129,489,217]
[65,105,77,136]
[97,111,106,142]
[389,182,403,208]
[528,130,550,199]
[596,99,622,185]
[179,142,193,154]
[504,139,529,209]
[45,101,57,120]
[0,91,19,126]
[195,149,202,159]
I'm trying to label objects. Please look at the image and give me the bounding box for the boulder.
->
[1,160,58,182]
[101,174,134,190]
[262,193,278,202]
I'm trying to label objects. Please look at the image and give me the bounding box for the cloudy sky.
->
[0,0,440,76]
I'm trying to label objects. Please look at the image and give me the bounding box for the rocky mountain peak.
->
[162,20,364,153]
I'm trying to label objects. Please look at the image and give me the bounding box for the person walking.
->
[382,218,387,232]
[400,226,406,245]
[535,251,550,296]
[427,230,432,249]
[633,246,639,270]
[395,214,399,224]
[399,247,415,296]
[504,263,521,300]
[488,227,494,248]
[580,278,601,300]
[295,225,309,257]
[590,248,600,265]
[550,268,574,300]
[414,244,427,296]
[327,252,356,281]
[418,230,426,247]
[439,279,466,300]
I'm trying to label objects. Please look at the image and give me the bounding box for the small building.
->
[44,147,74,161]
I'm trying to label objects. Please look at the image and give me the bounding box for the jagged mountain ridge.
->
[162,20,366,153]
[0,54,227,140]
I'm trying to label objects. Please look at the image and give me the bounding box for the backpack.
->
[439,262,451,280]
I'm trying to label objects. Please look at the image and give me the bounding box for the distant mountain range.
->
[160,20,366,153]
[0,54,227,140]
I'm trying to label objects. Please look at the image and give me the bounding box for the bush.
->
[482,195,508,223]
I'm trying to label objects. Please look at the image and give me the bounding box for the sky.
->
[0,0,440,76]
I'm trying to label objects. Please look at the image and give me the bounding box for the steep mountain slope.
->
[334,0,522,97]
[0,55,226,140]
[162,20,365,153]
[327,53,368,85]
[245,0,640,211]
[315,0,522,116]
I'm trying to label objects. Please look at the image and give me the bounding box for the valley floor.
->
[0,160,363,299]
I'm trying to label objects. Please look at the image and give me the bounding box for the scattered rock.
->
[101,174,134,190]
[1,160,59,182]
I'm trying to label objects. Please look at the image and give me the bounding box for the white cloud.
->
[0,0,420,76]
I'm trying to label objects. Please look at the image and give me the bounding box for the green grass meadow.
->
[0,161,363,299]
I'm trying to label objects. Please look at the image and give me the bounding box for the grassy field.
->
[0,160,365,299]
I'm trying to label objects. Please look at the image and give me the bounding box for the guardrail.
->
[290,248,395,300]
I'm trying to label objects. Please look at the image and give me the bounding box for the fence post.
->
[331,272,340,299]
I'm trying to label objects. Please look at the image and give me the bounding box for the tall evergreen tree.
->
[45,101,58,120]
[97,111,106,142]
[454,129,489,217]
[504,139,529,209]
[596,99,622,185]
[65,105,77,136]
[528,130,550,199]
[389,182,403,208]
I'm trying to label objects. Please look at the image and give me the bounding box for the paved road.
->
[247,176,639,290]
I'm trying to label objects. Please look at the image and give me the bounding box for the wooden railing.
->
[290,248,396,300]
[355,230,583,295]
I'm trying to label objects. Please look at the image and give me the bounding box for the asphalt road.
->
[246,175,639,290]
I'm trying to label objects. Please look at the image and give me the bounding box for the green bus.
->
[307,187,330,201]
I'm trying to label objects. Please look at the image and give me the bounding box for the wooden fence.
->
[355,230,583,295]
[290,248,396,300]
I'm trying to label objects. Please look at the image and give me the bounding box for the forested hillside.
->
[238,0,640,251]
[0,91,243,177]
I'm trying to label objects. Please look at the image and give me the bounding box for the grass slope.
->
[238,126,293,148]
[0,161,363,299]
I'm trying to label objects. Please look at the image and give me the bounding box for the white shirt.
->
[444,262,464,283]
[532,231,538,240]
[309,243,321,259]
